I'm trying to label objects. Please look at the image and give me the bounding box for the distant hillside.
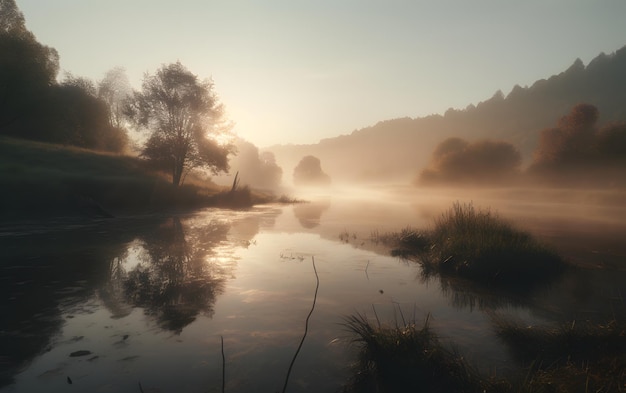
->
[267,46,626,184]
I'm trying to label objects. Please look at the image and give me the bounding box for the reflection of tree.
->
[98,253,133,319]
[122,217,230,333]
[0,223,135,388]
[418,261,626,328]
[293,200,330,229]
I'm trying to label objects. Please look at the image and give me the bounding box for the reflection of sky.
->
[4,188,626,392]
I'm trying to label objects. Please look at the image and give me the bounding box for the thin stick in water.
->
[281,256,320,393]
[221,335,226,393]
[372,304,381,328]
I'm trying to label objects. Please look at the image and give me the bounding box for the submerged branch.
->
[281,256,320,393]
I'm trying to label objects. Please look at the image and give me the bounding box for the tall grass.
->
[378,203,568,291]
[343,312,626,392]
[343,313,492,393]
[491,315,626,392]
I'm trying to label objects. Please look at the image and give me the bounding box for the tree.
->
[98,67,132,130]
[0,0,59,136]
[227,138,282,190]
[293,155,331,186]
[129,62,232,186]
[418,137,521,185]
[531,103,600,169]
[44,74,128,152]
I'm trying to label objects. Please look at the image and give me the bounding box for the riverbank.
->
[0,137,276,223]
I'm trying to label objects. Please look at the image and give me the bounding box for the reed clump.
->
[344,312,626,393]
[343,313,492,393]
[379,202,568,291]
[491,316,626,392]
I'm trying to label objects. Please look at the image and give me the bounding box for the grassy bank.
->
[375,203,568,292]
[344,313,626,392]
[0,137,267,221]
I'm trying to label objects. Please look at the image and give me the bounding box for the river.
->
[1,186,625,392]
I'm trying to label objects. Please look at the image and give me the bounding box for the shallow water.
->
[1,186,625,392]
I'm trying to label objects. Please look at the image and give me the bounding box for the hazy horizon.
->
[17,0,626,148]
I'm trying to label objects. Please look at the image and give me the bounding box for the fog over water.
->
[2,184,624,392]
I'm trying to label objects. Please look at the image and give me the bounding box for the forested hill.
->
[267,46,626,183]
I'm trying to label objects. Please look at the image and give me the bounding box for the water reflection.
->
[0,208,280,389]
[1,188,625,392]
[292,199,330,229]
[0,220,141,387]
[119,217,229,333]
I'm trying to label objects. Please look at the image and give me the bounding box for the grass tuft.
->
[491,315,626,392]
[382,202,568,291]
[343,313,490,393]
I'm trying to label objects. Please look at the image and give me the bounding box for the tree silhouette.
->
[0,0,58,136]
[227,138,283,190]
[418,138,521,185]
[529,104,626,185]
[293,155,331,186]
[128,62,233,186]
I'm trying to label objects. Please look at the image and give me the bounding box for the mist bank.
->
[266,46,626,185]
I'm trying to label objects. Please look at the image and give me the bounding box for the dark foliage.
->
[128,62,232,186]
[529,104,626,186]
[343,314,491,393]
[418,138,522,185]
[380,203,567,293]
[0,1,127,152]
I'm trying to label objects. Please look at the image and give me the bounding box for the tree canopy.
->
[418,138,521,185]
[0,0,128,152]
[225,138,282,190]
[293,155,331,186]
[0,0,59,135]
[529,104,626,185]
[129,62,233,186]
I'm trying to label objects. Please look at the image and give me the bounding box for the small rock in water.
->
[69,350,92,357]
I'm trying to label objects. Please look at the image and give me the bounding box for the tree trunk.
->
[172,161,183,187]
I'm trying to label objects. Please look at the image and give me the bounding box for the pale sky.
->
[17,0,626,148]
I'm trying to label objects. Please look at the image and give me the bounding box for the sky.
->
[17,0,626,148]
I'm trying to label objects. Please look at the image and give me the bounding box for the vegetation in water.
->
[344,312,626,393]
[343,313,491,393]
[491,314,626,393]
[374,202,568,292]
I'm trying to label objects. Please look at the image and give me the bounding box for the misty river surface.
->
[2,186,626,392]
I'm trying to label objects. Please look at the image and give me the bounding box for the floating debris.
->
[69,350,92,357]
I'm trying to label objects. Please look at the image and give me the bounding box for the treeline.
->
[0,0,128,152]
[417,104,626,187]
[267,45,626,183]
